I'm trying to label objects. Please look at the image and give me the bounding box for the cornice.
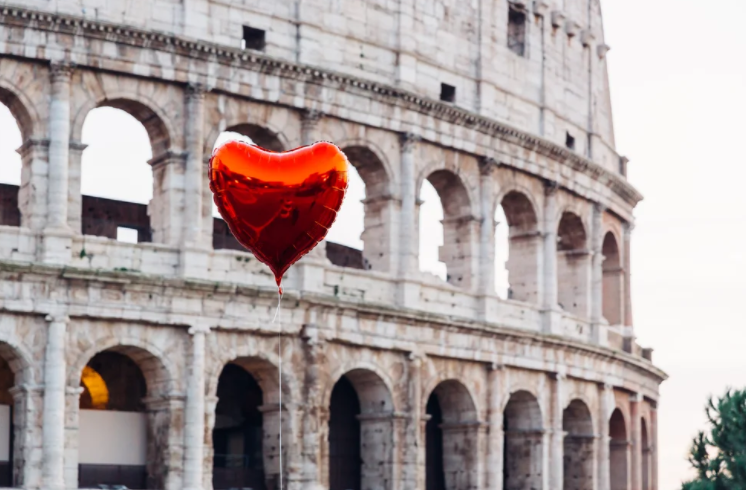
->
[0,4,643,208]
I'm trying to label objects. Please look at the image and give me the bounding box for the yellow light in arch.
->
[81,365,109,410]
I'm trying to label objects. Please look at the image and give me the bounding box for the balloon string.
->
[272,289,283,490]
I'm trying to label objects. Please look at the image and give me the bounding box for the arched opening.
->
[425,394,445,490]
[557,212,590,318]
[212,364,266,490]
[609,409,629,490]
[327,369,394,490]
[498,191,541,303]
[79,102,167,243]
[210,125,285,251]
[503,390,543,490]
[420,170,476,288]
[209,357,287,490]
[77,351,148,489]
[602,232,623,325]
[426,380,479,490]
[0,102,22,227]
[641,418,650,490]
[326,145,393,271]
[562,399,594,490]
[328,376,361,490]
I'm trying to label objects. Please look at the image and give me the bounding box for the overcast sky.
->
[0,1,744,487]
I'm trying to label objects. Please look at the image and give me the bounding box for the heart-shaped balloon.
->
[209,140,349,292]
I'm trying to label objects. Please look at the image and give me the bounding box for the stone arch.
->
[602,231,623,325]
[641,416,651,490]
[324,141,396,271]
[497,189,541,303]
[72,93,177,243]
[425,379,480,490]
[557,211,591,318]
[73,342,176,490]
[204,118,292,156]
[503,390,544,490]
[563,399,594,490]
[0,79,44,231]
[419,168,479,288]
[609,408,629,490]
[0,85,36,143]
[326,368,395,490]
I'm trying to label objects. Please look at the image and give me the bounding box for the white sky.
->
[0,1,743,486]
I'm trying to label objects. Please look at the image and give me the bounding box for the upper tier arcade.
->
[16,0,621,173]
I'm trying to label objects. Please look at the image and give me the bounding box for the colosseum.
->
[0,0,664,490]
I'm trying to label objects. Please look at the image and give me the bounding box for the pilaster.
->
[597,383,613,490]
[43,62,74,264]
[478,157,497,320]
[550,372,566,490]
[397,132,421,308]
[300,321,324,490]
[591,203,608,346]
[183,325,208,490]
[486,363,504,490]
[183,83,207,249]
[630,393,643,490]
[542,181,561,334]
[41,313,68,490]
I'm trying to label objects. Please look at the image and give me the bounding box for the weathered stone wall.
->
[0,1,662,489]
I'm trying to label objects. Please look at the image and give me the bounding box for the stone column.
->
[67,141,88,234]
[597,383,613,490]
[478,157,496,297]
[300,322,324,490]
[17,139,50,232]
[184,83,206,248]
[42,314,67,490]
[485,364,504,490]
[590,203,607,345]
[406,353,423,489]
[623,222,634,327]
[397,133,420,307]
[550,373,565,490]
[542,181,560,333]
[46,63,72,233]
[43,63,74,264]
[398,132,419,277]
[183,326,208,490]
[630,393,643,490]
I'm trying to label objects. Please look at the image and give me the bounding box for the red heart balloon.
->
[209,141,349,292]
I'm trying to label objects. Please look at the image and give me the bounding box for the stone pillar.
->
[183,326,208,490]
[405,353,423,489]
[485,364,504,490]
[597,383,613,490]
[550,373,565,490]
[590,203,607,345]
[9,384,43,489]
[184,83,206,248]
[478,158,496,296]
[397,133,420,307]
[623,222,634,327]
[67,141,88,234]
[630,393,643,490]
[42,314,67,490]
[46,63,72,232]
[17,139,50,232]
[542,181,561,333]
[300,322,324,490]
[43,63,73,264]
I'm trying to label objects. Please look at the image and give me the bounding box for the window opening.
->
[440,83,456,103]
[242,26,266,51]
[508,6,527,56]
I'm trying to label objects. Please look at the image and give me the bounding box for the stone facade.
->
[0,1,663,490]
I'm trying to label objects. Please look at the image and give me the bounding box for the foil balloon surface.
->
[209,140,349,292]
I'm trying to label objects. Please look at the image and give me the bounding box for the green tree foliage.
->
[682,389,746,490]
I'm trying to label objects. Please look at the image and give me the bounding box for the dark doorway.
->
[328,375,361,490]
[212,364,266,490]
[425,393,446,490]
